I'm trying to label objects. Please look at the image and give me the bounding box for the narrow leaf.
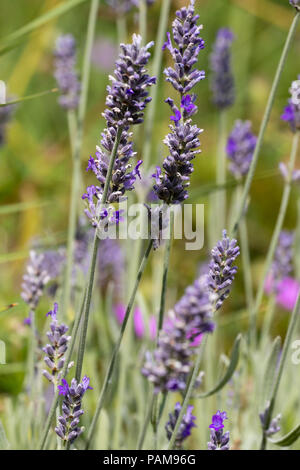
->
[269,423,300,447]
[197,334,242,398]
[0,0,90,53]
[261,336,281,407]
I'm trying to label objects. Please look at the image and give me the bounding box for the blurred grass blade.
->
[0,341,6,365]
[0,0,90,53]
[0,420,9,449]
[197,334,242,398]
[0,89,57,107]
[261,336,281,407]
[0,200,50,215]
[270,423,300,447]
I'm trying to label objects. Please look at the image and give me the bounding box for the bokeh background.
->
[0,0,299,413]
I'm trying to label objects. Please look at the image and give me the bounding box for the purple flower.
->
[276,277,300,311]
[281,76,300,132]
[208,411,230,450]
[209,410,228,431]
[55,376,92,445]
[210,28,235,109]
[53,34,80,110]
[21,251,51,315]
[134,307,145,338]
[260,402,281,437]
[208,230,240,310]
[165,402,196,449]
[163,0,205,95]
[170,109,181,123]
[91,37,118,71]
[43,303,72,386]
[58,378,70,396]
[226,120,257,178]
[181,95,197,116]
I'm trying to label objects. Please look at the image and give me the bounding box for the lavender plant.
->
[207,411,230,450]
[165,402,196,449]
[226,120,257,179]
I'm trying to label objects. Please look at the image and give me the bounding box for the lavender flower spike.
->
[42,303,73,386]
[208,410,230,450]
[210,28,235,109]
[271,230,294,284]
[290,1,300,11]
[55,376,92,445]
[163,0,205,96]
[166,402,196,449]
[226,120,257,178]
[84,34,155,225]
[259,402,281,437]
[21,251,51,314]
[142,275,214,393]
[54,34,81,110]
[281,76,300,132]
[208,230,240,310]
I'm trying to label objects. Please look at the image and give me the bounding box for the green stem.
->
[117,15,127,45]
[137,393,155,450]
[260,288,300,450]
[39,289,87,449]
[157,210,174,333]
[75,126,123,382]
[249,132,299,346]
[143,0,171,172]
[260,294,276,347]
[61,0,100,316]
[139,0,147,45]
[231,11,300,237]
[215,111,227,240]
[167,336,207,450]
[85,239,153,449]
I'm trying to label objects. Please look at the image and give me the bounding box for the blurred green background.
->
[0,0,299,400]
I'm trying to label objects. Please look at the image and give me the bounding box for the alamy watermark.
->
[95,201,205,251]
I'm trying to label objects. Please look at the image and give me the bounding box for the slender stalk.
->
[167,336,207,450]
[117,15,127,45]
[260,294,276,347]
[139,0,147,46]
[236,183,254,311]
[157,210,174,333]
[62,0,100,316]
[249,132,299,345]
[85,239,153,449]
[143,0,171,171]
[137,393,155,450]
[215,111,227,240]
[75,126,123,382]
[260,288,300,450]
[39,289,87,449]
[231,11,300,238]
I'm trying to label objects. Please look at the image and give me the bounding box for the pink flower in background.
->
[276,277,300,311]
[114,304,157,340]
[133,307,145,338]
[187,329,203,347]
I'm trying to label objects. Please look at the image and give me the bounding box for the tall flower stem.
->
[39,289,87,449]
[249,132,299,346]
[139,0,147,46]
[117,15,127,45]
[215,111,227,242]
[137,392,155,450]
[236,182,254,312]
[75,126,123,382]
[260,288,300,450]
[85,239,153,449]
[157,210,174,333]
[61,0,99,317]
[231,11,300,238]
[167,336,207,450]
[143,0,171,172]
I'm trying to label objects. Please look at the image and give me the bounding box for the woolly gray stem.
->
[85,239,153,449]
[231,11,300,238]
[249,132,299,346]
